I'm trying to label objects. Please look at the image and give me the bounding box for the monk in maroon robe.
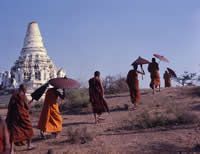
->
[127,64,145,109]
[163,71,171,87]
[89,71,106,124]
[148,58,161,94]
[6,84,35,153]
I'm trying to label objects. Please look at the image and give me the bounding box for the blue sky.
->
[0,0,200,88]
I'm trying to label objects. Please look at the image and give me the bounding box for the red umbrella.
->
[131,56,150,65]
[153,54,169,63]
[167,67,177,78]
[49,77,81,89]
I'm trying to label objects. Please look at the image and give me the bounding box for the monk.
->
[148,58,160,94]
[89,71,107,124]
[163,71,171,87]
[38,87,65,138]
[6,84,34,153]
[0,117,10,153]
[126,63,145,109]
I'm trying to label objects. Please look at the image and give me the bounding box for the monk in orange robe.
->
[0,117,10,153]
[38,88,65,138]
[89,71,107,124]
[126,64,145,109]
[163,71,171,87]
[148,58,160,94]
[6,84,34,153]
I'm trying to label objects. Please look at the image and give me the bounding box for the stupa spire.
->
[23,22,45,50]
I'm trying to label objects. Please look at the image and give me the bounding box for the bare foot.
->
[27,144,36,150]
[98,117,105,120]
[40,131,46,139]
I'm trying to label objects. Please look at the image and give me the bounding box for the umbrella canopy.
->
[31,83,49,101]
[49,77,81,89]
[153,54,169,63]
[167,67,177,78]
[131,56,150,65]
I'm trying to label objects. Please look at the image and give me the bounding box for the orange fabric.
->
[148,62,160,88]
[6,92,33,143]
[163,72,171,87]
[126,70,140,104]
[38,88,62,133]
[0,119,10,152]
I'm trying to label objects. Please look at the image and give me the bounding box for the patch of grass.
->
[135,111,172,129]
[120,104,199,130]
[66,88,89,106]
[66,127,95,144]
[60,88,90,113]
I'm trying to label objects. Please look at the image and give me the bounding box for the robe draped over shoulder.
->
[126,70,140,104]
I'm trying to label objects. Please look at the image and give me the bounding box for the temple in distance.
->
[0,22,66,92]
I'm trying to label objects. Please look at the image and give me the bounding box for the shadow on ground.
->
[62,122,94,127]
[189,87,200,97]
[192,104,200,111]
[61,105,128,116]
[145,142,197,154]
[105,94,129,99]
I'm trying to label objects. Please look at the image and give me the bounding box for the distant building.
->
[0,22,66,92]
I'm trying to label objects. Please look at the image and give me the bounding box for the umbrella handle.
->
[140,64,144,80]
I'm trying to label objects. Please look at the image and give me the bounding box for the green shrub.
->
[60,88,90,113]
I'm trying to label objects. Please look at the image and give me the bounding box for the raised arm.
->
[137,64,145,75]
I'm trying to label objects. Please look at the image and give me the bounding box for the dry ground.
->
[1,86,200,154]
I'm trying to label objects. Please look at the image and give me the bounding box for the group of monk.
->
[0,84,65,153]
[0,57,172,153]
[126,57,172,109]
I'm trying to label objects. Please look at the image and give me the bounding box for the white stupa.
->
[1,22,66,91]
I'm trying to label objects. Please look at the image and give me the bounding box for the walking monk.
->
[148,58,160,94]
[126,64,145,109]
[38,88,65,138]
[89,71,107,124]
[6,84,34,153]
[163,71,171,87]
[0,117,10,153]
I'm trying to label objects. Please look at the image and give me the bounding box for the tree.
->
[174,71,197,86]
[102,75,128,94]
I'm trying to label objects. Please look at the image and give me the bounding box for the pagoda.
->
[1,22,65,91]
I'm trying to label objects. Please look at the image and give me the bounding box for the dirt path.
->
[1,86,200,154]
